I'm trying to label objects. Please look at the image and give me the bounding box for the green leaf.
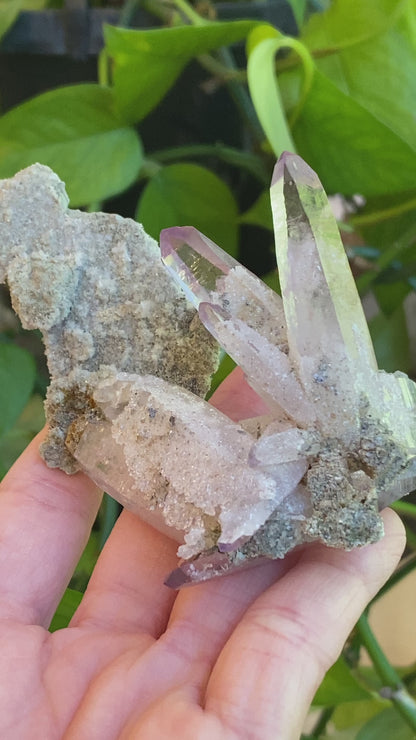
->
[0,84,143,207]
[286,0,307,29]
[302,0,408,51]
[0,0,24,39]
[70,530,100,593]
[247,27,314,155]
[136,163,239,257]
[0,0,46,41]
[369,305,410,372]
[356,707,416,740]
[0,343,35,438]
[49,588,82,632]
[353,193,416,309]
[239,189,273,230]
[105,20,259,124]
[333,698,387,731]
[291,69,416,196]
[0,394,45,477]
[262,269,281,294]
[302,1,416,153]
[207,352,236,397]
[351,191,416,233]
[277,1,416,196]
[313,656,371,706]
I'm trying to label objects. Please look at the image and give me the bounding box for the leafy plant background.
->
[0,1,416,736]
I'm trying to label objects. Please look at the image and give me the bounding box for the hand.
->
[0,370,405,740]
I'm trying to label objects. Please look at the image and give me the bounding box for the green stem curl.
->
[356,613,416,732]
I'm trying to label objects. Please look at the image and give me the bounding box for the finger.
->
[205,509,405,739]
[72,367,270,635]
[209,366,269,421]
[163,555,298,676]
[71,509,178,637]
[0,428,102,627]
[65,558,298,740]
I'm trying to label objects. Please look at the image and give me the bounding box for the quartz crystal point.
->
[155,152,416,586]
[160,227,315,425]
[270,153,378,440]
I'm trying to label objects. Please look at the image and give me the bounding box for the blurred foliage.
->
[0,0,416,735]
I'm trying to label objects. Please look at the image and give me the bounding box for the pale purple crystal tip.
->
[160,226,238,308]
[272,151,319,188]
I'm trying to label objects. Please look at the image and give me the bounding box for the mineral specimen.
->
[0,164,219,472]
[1,154,415,588]
[154,156,416,584]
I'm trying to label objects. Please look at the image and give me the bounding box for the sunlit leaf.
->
[291,69,416,196]
[0,84,143,207]
[302,0,408,51]
[302,0,416,152]
[247,26,314,156]
[105,21,259,124]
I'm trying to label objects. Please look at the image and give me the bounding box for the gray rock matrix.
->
[0,164,219,472]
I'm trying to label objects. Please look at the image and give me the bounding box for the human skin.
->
[0,369,405,739]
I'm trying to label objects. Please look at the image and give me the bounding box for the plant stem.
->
[391,500,416,521]
[356,613,416,731]
[405,526,416,551]
[350,195,416,228]
[196,53,244,81]
[371,553,416,603]
[169,0,265,146]
[119,0,141,27]
[140,0,173,23]
[139,158,164,179]
[310,706,334,737]
[173,0,206,25]
[356,223,416,295]
[215,46,265,145]
[150,143,270,183]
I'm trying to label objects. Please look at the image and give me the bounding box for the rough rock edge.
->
[0,164,220,472]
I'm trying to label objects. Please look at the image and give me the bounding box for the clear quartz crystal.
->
[160,226,239,308]
[70,153,416,587]
[270,153,378,440]
[161,227,315,425]
[69,373,308,557]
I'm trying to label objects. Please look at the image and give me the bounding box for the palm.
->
[0,515,304,739]
[0,373,405,739]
